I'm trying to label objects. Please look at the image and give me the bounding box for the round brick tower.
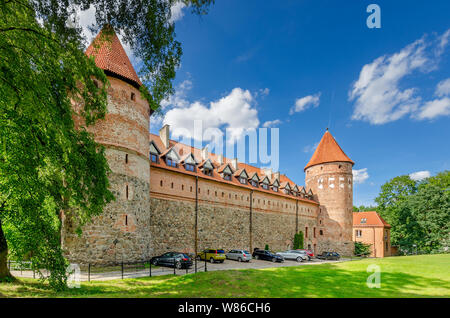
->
[304,129,354,256]
[63,26,151,264]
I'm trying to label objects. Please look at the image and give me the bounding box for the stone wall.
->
[149,166,322,256]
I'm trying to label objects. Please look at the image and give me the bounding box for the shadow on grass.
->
[2,259,449,298]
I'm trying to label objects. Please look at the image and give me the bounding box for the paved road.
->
[11,258,351,282]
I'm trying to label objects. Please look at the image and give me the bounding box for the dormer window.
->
[151,154,158,163]
[250,180,258,187]
[261,183,269,190]
[272,186,278,192]
[166,158,178,168]
[224,173,232,181]
[239,177,247,184]
[284,189,290,195]
[204,168,213,176]
[360,218,367,224]
[185,163,195,172]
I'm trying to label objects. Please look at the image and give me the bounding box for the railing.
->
[8,257,210,282]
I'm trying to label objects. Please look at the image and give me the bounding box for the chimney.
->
[217,154,224,166]
[231,158,238,170]
[201,145,208,160]
[262,168,272,180]
[159,124,170,149]
[274,171,280,181]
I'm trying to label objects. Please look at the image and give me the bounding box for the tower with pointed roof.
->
[304,130,354,255]
[62,26,152,264]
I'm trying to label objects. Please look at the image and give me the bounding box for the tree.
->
[293,231,304,249]
[0,0,213,288]
[353,205,378,212]
[354,241,371,257]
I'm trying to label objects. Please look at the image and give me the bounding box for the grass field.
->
[0,254,449,298]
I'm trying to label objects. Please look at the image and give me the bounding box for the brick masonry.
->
[63,74,355,265]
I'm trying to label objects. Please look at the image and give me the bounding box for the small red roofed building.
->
[353,211,392,257]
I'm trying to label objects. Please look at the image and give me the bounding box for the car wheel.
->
[255,255,259,260]
[271,257,276,263]
[296,257,302,262]
[152,259,158,266]
[175,261,182,269]
[238,257,242,262]
[209,258,214,263]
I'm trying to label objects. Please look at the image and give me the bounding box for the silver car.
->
[276,250,308,262]
[226,249,252,262]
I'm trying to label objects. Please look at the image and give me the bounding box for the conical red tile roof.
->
[85,25,142,87]
[304,130,354,171]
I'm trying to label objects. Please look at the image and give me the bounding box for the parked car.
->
[316,252,340,260]
[226,249,252,262]
[296,249,314,260]
[252,249,284,262]
[151,252,193,269]
[276,250,308,262]
[197,249,226,263]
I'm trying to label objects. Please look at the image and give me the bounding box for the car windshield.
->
[181,254,190,258]
[217,249,225,253]
[243,251,250,254]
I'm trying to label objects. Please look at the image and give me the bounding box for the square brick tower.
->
[62,26,151,264]
[304,130,354,256]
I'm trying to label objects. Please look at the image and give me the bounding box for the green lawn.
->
[1,254,449,298]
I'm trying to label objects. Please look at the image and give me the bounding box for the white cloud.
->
[163,88,260,143]
[409,170,431,181]
[289,93,321,115]
[303,141,319,153]
[436,78,450,97]
[353,168,369,184]
[415,97,450,120]
[160,79,193,109]
[350,29,450,124]
[262,119,282,128]
[169,2,187,23]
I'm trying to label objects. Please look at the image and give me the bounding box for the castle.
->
[62,27,355,264]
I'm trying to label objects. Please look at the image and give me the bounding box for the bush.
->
[354,241,372,256]
[264,244,269,251]
[293,231,304,249]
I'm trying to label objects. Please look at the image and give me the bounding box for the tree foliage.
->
[375,172,450,254]
[0,0,213,289]
[293,231,304,250]
[353,205,378,212]
[354,241,371,257]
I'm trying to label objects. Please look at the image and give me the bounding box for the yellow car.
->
[197,249,226,263]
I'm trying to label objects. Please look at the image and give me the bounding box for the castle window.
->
[125,154,128,164]
[151,154,158,163]
[313,227,316,238]
[171,182,173,189]
[166,158,178,168]
[203,168,213,176]
[305,227,308,238]
[182,185,184,191]
[160,180,163,187]
[126,185,129,199]
[261,183,269,190]
[222,192,225,197]
[239,177,247,184]
[131,92,135,101]
[356,230,362,237]
[190,186,192,192]
[125,215,128,226]
[185,163,195,172]
[320,230,323,235]
[224,173,232,181]
[272,186,278,192]
[385,242,389,251]
[250,180,258,187]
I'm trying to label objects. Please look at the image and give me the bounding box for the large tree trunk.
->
[0,219,12,279]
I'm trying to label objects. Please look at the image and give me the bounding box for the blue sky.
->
[81,1,450,206]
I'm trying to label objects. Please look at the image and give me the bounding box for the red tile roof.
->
[353,211,391,228]
[85,25,142,87]
[149,133,317,204]
[304,130,354,171]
